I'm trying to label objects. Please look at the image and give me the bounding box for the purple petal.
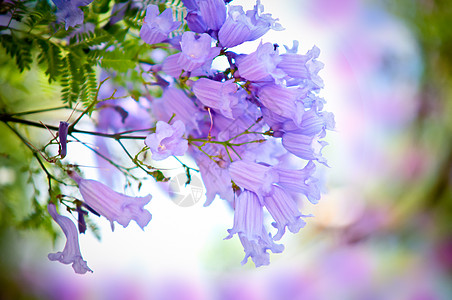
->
[145,120,188,160]
[264,186,306,240]
[68,171,152,231]
[198,0,226,31]
[229,160,279,196]
[47,204,92,274]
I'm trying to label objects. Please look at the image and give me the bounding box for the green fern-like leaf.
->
[0,35,33,72]
[19,198,55,239]
[37,39,63,83]
[61,53,84,106]
[2,0,28,23]
[24,9,56,30]
[69,28,113,47]
[80,63,98,108]
[123,4,147,30]
[100,48,135,73]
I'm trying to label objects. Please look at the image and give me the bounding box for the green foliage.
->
[0,0,28,23]
[0,35,33,72]
[19,197,55,239]
[36,39,63,83]
[81,64,98,105]
[69,28,114,47]
[61,52,83,106]
[23,8,56,31]
[92,0,112,14]
[0,0,188,241]
[149,170,169,182]
[100,47,136,73]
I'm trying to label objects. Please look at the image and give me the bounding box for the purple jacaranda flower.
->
[257,83,304,125]
[225,189,284,267]
[246,0,284,41]
[51,0,94,30]
[182,0,199,11]
[198,0,226,31]
[193,144,234,205]
[161,53,184,77]
[282,132,328,165]
[47,204,92,274]
[238,227,284,267]
[218,1,283,48]
[262,103,335,139]
[275,160,321,204]
[178,32,221,72]
[278,45,324,88]
[185,10,208,33]
[140,5,181,45]
[145,120,188,160]
[218,6,251,48]
[229,160,279,197]
[68,171,152,231]
[209,103,265,162]
[264,185,306,240]
[58,121,69,158]
[192,78,241,118]
[226,190,264,241]
[282,108,335,137]
[236,42,286,82]
[151,86,203,133]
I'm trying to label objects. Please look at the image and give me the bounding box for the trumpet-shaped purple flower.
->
[225,190,284,267]
[226,190,264,241]
[51,0,93,30]
[151,86,203,133]
[145,120,188,160]
[218,0,283,48]
[68,171,152,231]
[229,159,320,242]
[178,32,220,72]
[229,160,279,197]
[246,0,284,41]
[192,78,241,118]
[236,42,285,82]
[238,227,284,267]
[182,0,199,11]
[275,161,321,204]
[257,83,304,124]
[193,144,234,206]
[264,186,306,241]
[58,121,69,158]
[198,0,226,31]
[282,132,329,165]
[282,108,335,137]
[47,204,92,274]
[185,10,208,33]
[140,5,181,45]
[218,6,251,48]
[161,53,184,77]
[278,45,324,88]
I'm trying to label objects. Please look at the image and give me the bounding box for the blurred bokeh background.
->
[1,0,452,299]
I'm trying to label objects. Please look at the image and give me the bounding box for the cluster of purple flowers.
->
[141,0,334,267]
[47,0,333,273]
[51,0,94,30]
